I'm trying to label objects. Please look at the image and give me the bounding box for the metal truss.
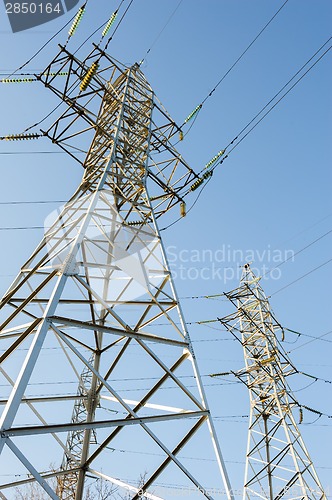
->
[0,46,233,499]
[57,355,97,498]
[219,264,326,500]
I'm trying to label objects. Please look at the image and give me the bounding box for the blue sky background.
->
[0,0,331,496]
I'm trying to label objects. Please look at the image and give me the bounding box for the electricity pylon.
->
[219,264,326,500]
[0,45,233,500]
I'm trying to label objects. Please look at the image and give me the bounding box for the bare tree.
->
[118,473,150,500]
[12,472,149,499]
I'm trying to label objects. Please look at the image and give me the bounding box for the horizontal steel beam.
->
[9,298,176,306]
[0,395,86,405]
[49,316,187,347]
[3,410,208,437]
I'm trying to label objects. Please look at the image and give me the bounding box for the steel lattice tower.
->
[219,264,326,500]
[0,46,233,499]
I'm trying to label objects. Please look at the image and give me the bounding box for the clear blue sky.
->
[0,0,331,496]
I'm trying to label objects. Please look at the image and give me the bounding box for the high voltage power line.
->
[221,41,332,159]
[271,258,332,296]
[180,0,289,128]
[261,228,332,278]
[138,0,184,66]
[155,35,332,231]
[197,37,332,177]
